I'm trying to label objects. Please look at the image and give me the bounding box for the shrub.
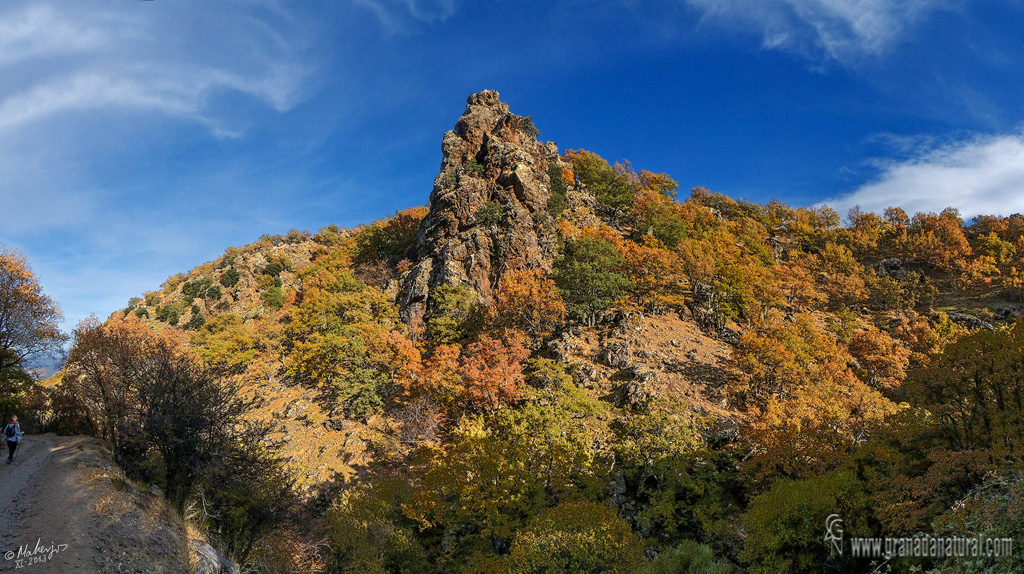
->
[425,284,479,346]
[182,277,216,301]
[554,236,631,324]
[156,303,183,325]
[476,202,505,228]
[261,286,285,310]
[548,163,567,217]
[186,313,206,330]
[219,269,241,288]
[465,158,485,176]
[643,540,731,574]
[520,116,540,138]
[263,262,283,277]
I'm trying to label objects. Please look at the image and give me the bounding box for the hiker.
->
[5,416,23,463]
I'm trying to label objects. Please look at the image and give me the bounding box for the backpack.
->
[4,424,14,439]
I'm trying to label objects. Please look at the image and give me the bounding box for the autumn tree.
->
[908,321,1024,455]
[192,313,284,377]
[62,313,279,515]
[0,245,66,376]
[501,502,645,574]
[610,397,727,543]
[843,205,884,257]
[353,206,429,267]
[458,336,530,412]
[485,269,566,347]
[328,479,430,574]
[407,369,603,562]
[733,311,897,478]
[741,470,871,574]
[847,327,911,394]
[814,243,868,305]
[1003,266,1024,301]
[677,223,780,328]
[285,268,415,418]
[620,236,688,314]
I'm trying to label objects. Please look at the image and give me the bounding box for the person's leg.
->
[6,440,14,462]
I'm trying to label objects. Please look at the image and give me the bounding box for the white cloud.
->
[822,132,1024,219]
[686,0,944,66]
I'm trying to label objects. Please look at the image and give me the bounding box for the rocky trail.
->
[0,435,188,573]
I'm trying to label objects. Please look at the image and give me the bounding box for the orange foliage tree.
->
[459,336,530,412]
[733,312,897,478]
[0,245,66,372]
[847,327,911,393]
[407,336,529,416]
[485,269,566,348]
[619,236,689,313]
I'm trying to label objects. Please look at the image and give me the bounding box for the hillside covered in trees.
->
[15,91,1024,573]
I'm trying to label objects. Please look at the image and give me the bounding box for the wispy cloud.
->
[685,0,945,66]
[0,2,311,135]
[0,0,319,332]
[0,5,109,66]
[823,132,1024,219]
[353,0,457,32]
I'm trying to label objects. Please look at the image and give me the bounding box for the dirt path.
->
[0,435,189,574]
[0,434,102,572]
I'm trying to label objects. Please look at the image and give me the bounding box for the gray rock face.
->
[600,311,645,369]
[192,540,239,574]
[942,311,995,331]
[399,90,564,332]
[601,339,634,369]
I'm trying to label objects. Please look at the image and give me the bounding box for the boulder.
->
[191,541,239,574]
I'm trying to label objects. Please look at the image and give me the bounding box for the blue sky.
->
[1,0,1023,335]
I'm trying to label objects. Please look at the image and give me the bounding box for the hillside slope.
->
[63,90,1024,573]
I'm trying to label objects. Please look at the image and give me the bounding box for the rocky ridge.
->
[399,90,566,331]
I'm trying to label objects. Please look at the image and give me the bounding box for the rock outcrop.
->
[399,90,564,331]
